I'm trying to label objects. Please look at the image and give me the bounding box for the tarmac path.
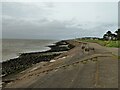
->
[4,41,118,88]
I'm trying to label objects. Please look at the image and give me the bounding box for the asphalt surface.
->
[4,41,118,88]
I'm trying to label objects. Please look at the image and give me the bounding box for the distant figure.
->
[85,47,89,52]
[84,44,90,54]
[89,47,95,53]
[81,43,88,54]
[81,45,85,50]
[81,44,85,54]
[81,43,87,49]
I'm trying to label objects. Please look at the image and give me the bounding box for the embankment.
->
[2,40,75,77]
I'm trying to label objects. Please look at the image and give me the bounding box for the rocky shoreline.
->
[2,40,75,77]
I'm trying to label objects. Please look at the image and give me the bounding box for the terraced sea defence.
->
[2,40,75,77]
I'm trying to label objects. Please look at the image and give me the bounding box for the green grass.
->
[76,39,120,48]
[118,56,120,59]
[105,41,119,47]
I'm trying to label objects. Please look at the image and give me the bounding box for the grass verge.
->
[76,39,120,48]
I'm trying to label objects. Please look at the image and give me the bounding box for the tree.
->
[103,34,108,40]
[111,34,117,40]
[106,31,112,36]
[115,29,120,40]
[106,31,112,40]
[103,29,120,41]
[103,31,112,40]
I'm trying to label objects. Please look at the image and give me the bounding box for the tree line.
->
[103,29,120,40]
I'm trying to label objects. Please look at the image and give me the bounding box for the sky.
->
[1,1,118,40]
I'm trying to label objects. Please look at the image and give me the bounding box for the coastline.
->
[2,39,118,88]
[2,39,58,62]
[2,40,75,78]
[2,47,51,62]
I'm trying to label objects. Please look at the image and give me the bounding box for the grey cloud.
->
[118,1,120,28]
[2,15,84,39]
[2,2,118,39]
[3,15,117,40]
[43,2,55,8]
[2,2,52,19]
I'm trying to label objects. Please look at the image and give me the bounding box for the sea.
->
[1,39,58,62]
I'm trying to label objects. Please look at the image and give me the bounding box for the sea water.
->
[2,39,58,62]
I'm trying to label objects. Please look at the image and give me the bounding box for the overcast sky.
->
[2,2,118,40]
